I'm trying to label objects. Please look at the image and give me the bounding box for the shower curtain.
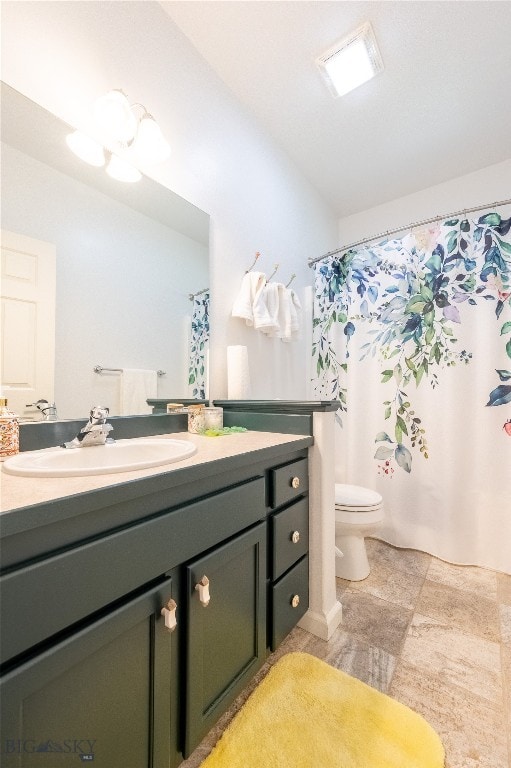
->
[189,291,210,399]
[312,207,511,573]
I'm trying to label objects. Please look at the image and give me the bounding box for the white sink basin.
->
[2,438,197,477]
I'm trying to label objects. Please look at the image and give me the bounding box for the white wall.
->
[1,0,337,401]
[337,159,511,246]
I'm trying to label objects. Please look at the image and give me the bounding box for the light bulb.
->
[94,89,137,144]
[106,153,142,183]
[66,131,105,167]
[133,113,171,165]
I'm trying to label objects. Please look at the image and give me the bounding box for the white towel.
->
[284,288,302,342]
[256,282,281,335]
[232,271,267,326]
[120,369,157,415]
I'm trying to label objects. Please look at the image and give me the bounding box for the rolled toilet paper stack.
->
[227,345,251,399]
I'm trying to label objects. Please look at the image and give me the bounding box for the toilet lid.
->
[335,483,382,507]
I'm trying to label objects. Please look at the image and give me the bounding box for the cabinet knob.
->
[291,530,300,544]
[161,599,177,632]
[195,575,210,607]
[291,476,300,489]
[291,594,300,608]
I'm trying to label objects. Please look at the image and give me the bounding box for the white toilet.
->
[335,483,384,581]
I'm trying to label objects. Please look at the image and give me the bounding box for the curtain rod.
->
[188,287,209,300]
[308,197,511,267]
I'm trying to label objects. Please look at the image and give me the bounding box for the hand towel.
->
[232,271,267,326]
[284,288,302,342]
[120,369,157,415]
[256,282,281,335]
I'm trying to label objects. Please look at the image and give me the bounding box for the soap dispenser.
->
[0,397,19,460]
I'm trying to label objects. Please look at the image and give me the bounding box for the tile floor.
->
[182,539,511,768]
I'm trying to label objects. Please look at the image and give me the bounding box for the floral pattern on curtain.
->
[312,207,511,571]
[312,211,511,475]
[189,291,210,399]
[312,208,511,571]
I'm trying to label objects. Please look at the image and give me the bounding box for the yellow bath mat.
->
[201,652,444,768]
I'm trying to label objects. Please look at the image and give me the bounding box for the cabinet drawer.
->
[271,497,309,580]
[270,555,309,651]
[269,458,308,508]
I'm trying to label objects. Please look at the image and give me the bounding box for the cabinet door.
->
[0,579,174,768]
[185,523,266,756]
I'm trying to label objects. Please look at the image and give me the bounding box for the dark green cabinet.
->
[1,448,309,768]
[0,578,174,768]
[184,523,266,756]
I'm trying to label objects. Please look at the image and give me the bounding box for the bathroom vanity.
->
[0,430,312,767]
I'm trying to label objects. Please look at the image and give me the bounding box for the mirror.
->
[1,82,209,421]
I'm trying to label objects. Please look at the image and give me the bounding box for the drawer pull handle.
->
[195,575,210,607]
[161,599,177,632]
[291,594,300,608]
[291,476,300,489]
[291,530,300,544]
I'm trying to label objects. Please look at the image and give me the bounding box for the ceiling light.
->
[65,131,105,167]
[316,22,384,97]
[106,153,142,183]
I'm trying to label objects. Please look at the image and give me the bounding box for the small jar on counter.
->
[204,407,223,430]
[188,404,206,434]
[166,402,186,413]
[0,398,19,460]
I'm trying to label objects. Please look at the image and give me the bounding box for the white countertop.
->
[1,430,311,514]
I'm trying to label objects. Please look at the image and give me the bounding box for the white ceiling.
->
[161,0,511,218]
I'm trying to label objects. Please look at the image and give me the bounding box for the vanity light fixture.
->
[94,89,171,164]
[93,89,138,144]
[65,131,105,167]
[316,22,384,97]
[105,152,142,183]
[66,88,170,182]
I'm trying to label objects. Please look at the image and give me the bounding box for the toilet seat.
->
[335,503,382,512]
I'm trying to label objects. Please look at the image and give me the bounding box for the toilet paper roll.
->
[227,345,251,399]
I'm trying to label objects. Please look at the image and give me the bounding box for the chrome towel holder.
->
[93,365,166,376]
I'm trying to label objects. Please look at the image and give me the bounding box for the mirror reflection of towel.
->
[120,369,157,415]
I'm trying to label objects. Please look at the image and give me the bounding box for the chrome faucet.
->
[62,406,114,448]
[26,399,58,421]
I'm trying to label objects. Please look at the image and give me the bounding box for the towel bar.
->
[93,366,166,376]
